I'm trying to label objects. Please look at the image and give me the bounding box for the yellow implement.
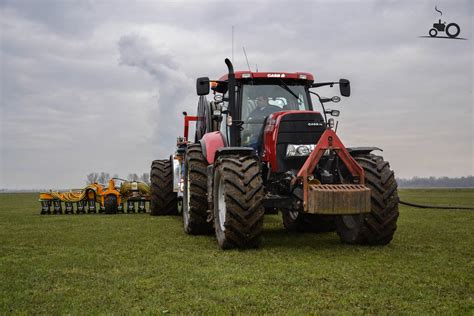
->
[39,179,151,215]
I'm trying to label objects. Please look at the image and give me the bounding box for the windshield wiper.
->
[278,79,300,100]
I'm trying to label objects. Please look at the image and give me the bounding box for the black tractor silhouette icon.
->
[429,19,461,38]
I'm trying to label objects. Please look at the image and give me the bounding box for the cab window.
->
[241,83,310,148]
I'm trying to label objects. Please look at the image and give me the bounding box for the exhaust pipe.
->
[224,58,238,146]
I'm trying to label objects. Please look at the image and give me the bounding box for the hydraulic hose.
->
[46,185,98,202]
[399,200,474,210]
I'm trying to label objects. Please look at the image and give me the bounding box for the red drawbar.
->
[183,115,198,141]
[296,129,366,207]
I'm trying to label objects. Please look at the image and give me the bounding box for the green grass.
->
[1,189,473,314]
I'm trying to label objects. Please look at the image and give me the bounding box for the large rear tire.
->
[213,155,264,249]
[282,211,335,233]
[183,144,213,234]
[150,159,178,216]
[335,154,399,245]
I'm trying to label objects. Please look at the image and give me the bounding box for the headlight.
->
[328,118,335,128]
[286,144,315,157]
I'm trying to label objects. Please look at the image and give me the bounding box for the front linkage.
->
[293,128,371,215]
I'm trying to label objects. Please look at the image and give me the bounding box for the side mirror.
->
[325,109,340,117]
[339,79,350,97]
[196,77,210,96]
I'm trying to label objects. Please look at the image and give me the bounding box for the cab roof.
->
[218,71,314,82]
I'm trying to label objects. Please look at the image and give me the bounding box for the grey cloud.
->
[117,33,194,155]
[118,34,179,76]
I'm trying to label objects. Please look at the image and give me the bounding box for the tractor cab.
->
[195,65,349,174]
[212,72,315,152]
[196,71,313,152]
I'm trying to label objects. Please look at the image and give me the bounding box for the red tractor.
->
[150,58,399,249]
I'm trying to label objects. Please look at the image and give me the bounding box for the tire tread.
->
[150,159,178,216]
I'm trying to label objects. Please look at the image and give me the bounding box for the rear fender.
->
[199,131,227,164]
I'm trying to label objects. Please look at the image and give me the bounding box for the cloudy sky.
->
[0,0,472,189]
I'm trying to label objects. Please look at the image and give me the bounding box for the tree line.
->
[86,172,150,185]
[396,176,474,188]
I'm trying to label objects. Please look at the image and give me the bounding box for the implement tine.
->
[40,201,51,215]
[65,202,74,214]
[76,201,85,214]
[53,200,63,215]
[87,200,96,214]
[138,200,146,213]
[127,200,135,213]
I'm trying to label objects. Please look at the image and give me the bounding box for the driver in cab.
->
[248,94,281,123]
[245,94,281,151]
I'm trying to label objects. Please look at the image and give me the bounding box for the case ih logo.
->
[420,6,467,40]
[267,73,286,78]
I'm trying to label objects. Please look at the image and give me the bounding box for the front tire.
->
[183,144,213,234]
[335,154,399,245]
[150,159,178,216]
[213,155,264,249]
[429,28,437,37]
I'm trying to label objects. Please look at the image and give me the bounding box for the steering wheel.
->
[247,105,282,125]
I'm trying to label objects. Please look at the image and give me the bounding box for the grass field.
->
[1,189,473,314]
